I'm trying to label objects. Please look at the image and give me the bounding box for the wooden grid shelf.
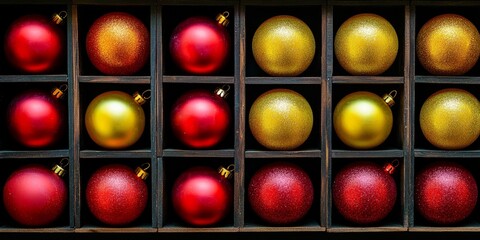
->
[0,0,480,239]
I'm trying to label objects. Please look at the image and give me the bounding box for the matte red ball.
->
[86,164,148,226]
[171,90,231,148]
[8,90,64,148]
[172,166,232,226]
[415,161,477,225]
[333,161,397,225]
[3,164,67,227]
[248,162,314,225]
[170,16,230,75]
[5,15,63,73]
[86,12,149,75]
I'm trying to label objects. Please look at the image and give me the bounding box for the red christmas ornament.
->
[171,86,231,149]
[3,163,68,227]
[333,161,397,225]
[86,12,149,75]
[172,165,233,226]
[415,161,477,225]
[248,162,314,225]
[86,164,149,226]
[170,12,231,75]
[4,14,64,73]
[7,86,66,148]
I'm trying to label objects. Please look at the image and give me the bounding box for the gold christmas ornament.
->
[416,14,480,75]
[252,15,315,77]
[334,13,398,75]
[85,91,147,149]
[249,89,313,150]
[333,91,396,149]
[420,88,480,150]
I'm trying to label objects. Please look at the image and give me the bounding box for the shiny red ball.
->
[8,90,64,148]
[172,166,232,226]
[333,161,397,225]
[170,16,230,75]
[86,164,148,226]
[86,12,149,75]
[415,161,478,225]
[248,162,314,225]
[5,15,63,73]
[171,90,230,149]
[3,164,67,227]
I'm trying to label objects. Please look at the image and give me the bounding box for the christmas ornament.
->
[248,162,313,225]
[415,161,477,225]
[85,90,149,149]
[172,165,233,226]
[86,12,149,75]
[7,85,67,148]
[171,86,231,149]
[86,163,150,226]
[333,90,396,149]
[4,11,66,73]
[334,13,398,75]
[417,14,480,75]
[333,160,398,225]
[170,11,231,75]
[252,15,315,76]
[3,160,68,227]
[419,88,480,150]
[249,89,313,150]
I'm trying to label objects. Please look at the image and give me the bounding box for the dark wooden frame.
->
[1,0,480,237]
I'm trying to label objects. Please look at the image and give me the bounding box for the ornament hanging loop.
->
[133,90,151,106]
[218,164,234,180]
[52,158,69,177]
[52,11,68,25]
[383,90,397,107]
[216,11,230,27]
[136,163,150,180]
[384,159,399,175]
[215,85,230,99]
[52,84,68,99]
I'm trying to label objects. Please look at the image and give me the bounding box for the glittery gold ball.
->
[333,91,393,149]
[334,13,398,75]
[420,88,480,150]
[416,14,480,75]
[252,15,315,77]
[249,89,313,150]
[86,12,149,75]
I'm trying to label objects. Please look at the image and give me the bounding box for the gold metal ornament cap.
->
[383,159,399,175]
[133,90,151,106]
[52,11,68,25]
[216,11,230,27]
[383,90,397,107]
[52,158,69,177]
[218,164,234,180]
[136,163,151,180]
[214,85,230,99]
[52,84,68,99]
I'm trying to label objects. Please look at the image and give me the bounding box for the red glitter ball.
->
[415,161,477,225]
[333,161,397,225]
[248,162,314,225]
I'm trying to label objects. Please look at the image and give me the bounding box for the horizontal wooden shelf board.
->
[160,0,236,5]
[73,0,154,4]
[246,77,321,85]
[414,149,480,158]
[80,150,152,158]
[0,149,70,159]
[74,227,157,233]
[241,0,324,5]
[332,149,404,158]
[0,227,73,233]
[162,76,234,84]
[329,0,407,6]
[327,226,407,233]
[240,225,324,232]
[0,75,67,83]
[409,226,480,232]
[413,1,480,6]
[162,149,235,158]
[159,226,239,233]
[0,0,68,4]
[415,76,480,84]
[245,149,321,158]
[79,76,151,84]
[332,76,404,84]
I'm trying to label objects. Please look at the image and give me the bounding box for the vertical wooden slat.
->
[407,1,416,228]
[66,0,75,229]
[156,2,164,228]
[236,2,246,229]
[320,1,328,229]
